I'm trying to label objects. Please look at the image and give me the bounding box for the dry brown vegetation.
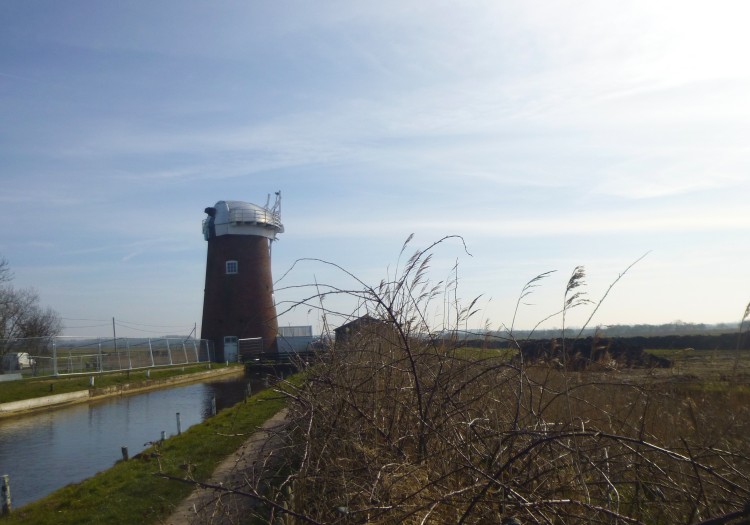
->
[251,238,750,524]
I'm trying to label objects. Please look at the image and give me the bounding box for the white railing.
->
[0,336,216,377]
[228,208,282,228]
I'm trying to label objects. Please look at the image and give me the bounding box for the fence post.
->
[148,338,155,367]
[192,339,199,363]
[176,412,182,435]
[98,339,103,372]
[115,336,122,370]
[166,339,173,366]
[126,338,132,370]
[182,341,188,364]
[52,340,58,377]
[121,447,129,461]
[1,475,10,515]
[211,396,217,416]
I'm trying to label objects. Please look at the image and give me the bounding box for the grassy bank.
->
[0,363,242,404]
[1,374,299,525]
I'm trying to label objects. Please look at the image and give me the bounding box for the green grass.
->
[0,363,243,404]
[1,374,301,525]
[645,347,750,358]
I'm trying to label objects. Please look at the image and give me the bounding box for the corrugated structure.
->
[200,196,283,361]
[277,325,314,355]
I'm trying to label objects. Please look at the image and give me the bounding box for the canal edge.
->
[0,366,245,419]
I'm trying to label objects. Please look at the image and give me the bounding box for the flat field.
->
[646,347,750,384]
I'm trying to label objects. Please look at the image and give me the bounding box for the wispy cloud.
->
[287,203,750,240]
[3,0,749,333]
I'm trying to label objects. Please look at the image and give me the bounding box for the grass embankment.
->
[2,374,301,525]
[0,363,242,404]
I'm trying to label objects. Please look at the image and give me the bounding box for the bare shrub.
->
[254,238,750,524]
[0,256,63,358]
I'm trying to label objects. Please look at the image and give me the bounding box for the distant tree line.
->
[608,333,749,351]
[487,321,742,340]
[458,331,749,351]
[599,322,741,337]
[0,257,63,354]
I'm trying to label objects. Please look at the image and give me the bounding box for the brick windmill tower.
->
[200,192,283,361]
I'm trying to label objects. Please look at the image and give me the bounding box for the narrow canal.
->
[0,372,267,508]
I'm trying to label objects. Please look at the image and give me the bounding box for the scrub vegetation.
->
[246,236,750,524]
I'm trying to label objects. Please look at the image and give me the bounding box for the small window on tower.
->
[226,260,238,274]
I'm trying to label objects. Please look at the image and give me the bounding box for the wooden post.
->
[161,431,166,442]
[1,474,10,515]
[244,382,252,403]
[176,413,182,435]
[121,447,129,461]
[211,396,217,416]
[89,376,95,387]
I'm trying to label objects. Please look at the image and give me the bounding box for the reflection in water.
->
[0,373,265,508]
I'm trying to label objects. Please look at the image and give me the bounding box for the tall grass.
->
[253,237,750,524]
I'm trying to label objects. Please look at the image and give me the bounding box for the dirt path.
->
[161,408,289,525]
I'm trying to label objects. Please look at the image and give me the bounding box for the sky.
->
[1,1,748,338]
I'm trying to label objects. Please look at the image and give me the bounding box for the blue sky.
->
[1,1,748,338]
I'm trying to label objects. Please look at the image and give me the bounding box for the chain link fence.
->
[0,336,215,377]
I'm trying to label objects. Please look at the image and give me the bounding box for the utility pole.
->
[183,323,197,343]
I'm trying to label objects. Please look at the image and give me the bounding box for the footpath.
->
[161,407,290,525]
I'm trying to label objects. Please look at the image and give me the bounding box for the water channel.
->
[0,372,267,508]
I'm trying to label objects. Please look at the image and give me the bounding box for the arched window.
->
[226,260,238,274]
